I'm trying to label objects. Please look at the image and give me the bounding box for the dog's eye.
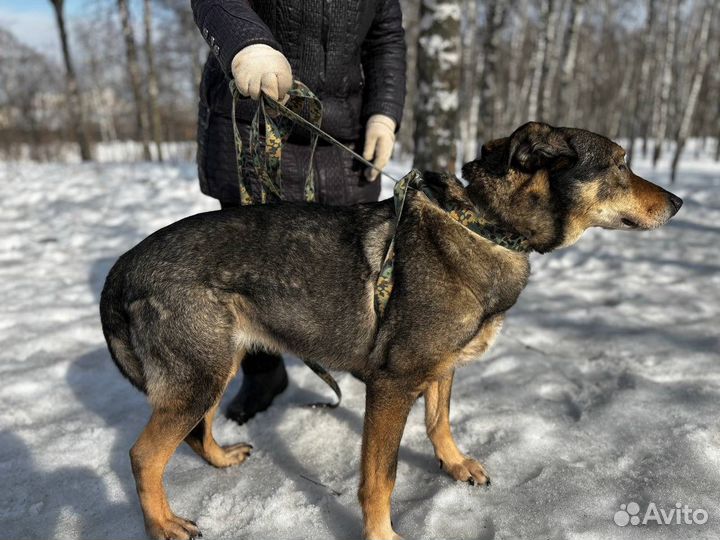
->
[618,163,627,172]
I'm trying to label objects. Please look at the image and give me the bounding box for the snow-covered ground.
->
[1,147,719,540]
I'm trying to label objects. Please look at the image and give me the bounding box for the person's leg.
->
[219,200,289,424]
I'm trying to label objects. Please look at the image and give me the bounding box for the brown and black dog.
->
[100,122,682,540]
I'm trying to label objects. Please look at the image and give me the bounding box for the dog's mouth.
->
[620,217,640,229]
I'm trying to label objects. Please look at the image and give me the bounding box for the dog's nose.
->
[668,193,683,213]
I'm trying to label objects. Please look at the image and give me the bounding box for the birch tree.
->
[398,0,422,156]
[509,0,531,127]
[527,0,551,120]
[670,1,715,182]
[540,0,566,122]
[459,0,481,161]
[413,0,462,172]
[557,0,586,126]
[49,0,92,161]
[652,0,680,167]
[118,0,152,161]
[476,0,509,144]
[628,0,656,166]
[144,0,164,161]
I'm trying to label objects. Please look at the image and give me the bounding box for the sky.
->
[0,0,143,58]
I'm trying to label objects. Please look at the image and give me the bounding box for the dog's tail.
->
[99,260,146,393]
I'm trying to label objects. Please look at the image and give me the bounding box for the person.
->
[191,0,406,424]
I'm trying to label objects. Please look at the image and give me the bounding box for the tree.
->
[557,0,586,126]
[527,0,551,120]
[117,0,152,160]
[652,0,680,167]
[477,0,510,144]
[49,0,92,161]
[627,0,656,167]
[459,0,481,161]
[144,0,164,161]
[413,0,462,172]
[540,0,566,122]
[670,1,715,182]
[508,0,530,128]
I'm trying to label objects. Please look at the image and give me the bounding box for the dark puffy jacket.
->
[191,0,406,205]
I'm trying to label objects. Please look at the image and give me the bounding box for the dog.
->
[100,122,682,540]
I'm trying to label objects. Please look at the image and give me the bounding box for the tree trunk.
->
[670,1,715,183]
[476,0,508,145]
[118,0,152,161]
[628,0,656,167]
[652,0,680,167]
[508,0,530,128]
[413,0,462,172]
[557,0,585,126]
[144,0,164,161]
[459,0,481,162]
[540,0,566,123]
[396,0,421,156]
[527,0,551,121]
[49,0,93,161]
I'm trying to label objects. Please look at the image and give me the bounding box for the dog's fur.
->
[100,122,682,540]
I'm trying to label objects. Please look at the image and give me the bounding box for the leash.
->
[264,94,402,184]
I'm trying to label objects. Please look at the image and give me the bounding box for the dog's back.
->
[99,201,394,398]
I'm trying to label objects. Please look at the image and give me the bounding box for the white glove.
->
[231,44,293,102]
[362,114,396,181]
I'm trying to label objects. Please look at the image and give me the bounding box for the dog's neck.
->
[464,168,563,254]
[444,196,532,253]
[417,172,533,253]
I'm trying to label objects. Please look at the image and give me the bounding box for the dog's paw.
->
[221,442,253,466]
[147,514,202,540]
[439,455,491,486]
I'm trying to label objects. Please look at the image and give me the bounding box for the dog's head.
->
[462,122,683,253]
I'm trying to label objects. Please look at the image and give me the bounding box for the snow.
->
[1,145,719,539]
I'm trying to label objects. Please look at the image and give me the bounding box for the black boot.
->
[227,351,288,425]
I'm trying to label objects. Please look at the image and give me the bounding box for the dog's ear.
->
[480,136,511,175]
[461,137,510,179]
[507,122,577,173]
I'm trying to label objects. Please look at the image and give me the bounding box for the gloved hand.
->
[362,114,396,181]
[231,44,293,102]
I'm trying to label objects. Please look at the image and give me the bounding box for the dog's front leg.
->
[424,369,490,486]
[359,378,416,540]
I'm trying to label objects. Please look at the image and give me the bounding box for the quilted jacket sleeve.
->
[191,0,282,78]
[361,0,407,129]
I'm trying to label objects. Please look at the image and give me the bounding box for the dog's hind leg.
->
[130,404,205,540]
[184,349,253,468]
[185,402,253,468]
[424,369,490,486]
[359,378,417,540]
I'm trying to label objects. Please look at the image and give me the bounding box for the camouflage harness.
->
[229,80,531,406]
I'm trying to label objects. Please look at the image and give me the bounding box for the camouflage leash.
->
[231,80,346,407]
[230,80,322,204]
